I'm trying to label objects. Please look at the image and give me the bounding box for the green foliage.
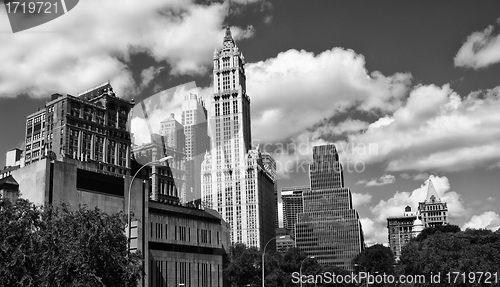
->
[224,243,262,287]
[0,197,142,287]
[399,228,500,287]
[224,245,355,287]
[354,244,395,274]
[414,224,461,242]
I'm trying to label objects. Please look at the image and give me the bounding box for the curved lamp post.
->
[262,236,285,287]
[300,256,315,287]
[127,156,173,251]
[354,264,370,287]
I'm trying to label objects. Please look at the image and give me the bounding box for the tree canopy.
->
[224,244,355,287]
[0,197,142,287]
[399,227,500,287]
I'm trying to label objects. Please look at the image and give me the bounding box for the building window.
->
[223,73,230,90]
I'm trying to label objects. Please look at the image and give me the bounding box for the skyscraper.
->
[281,186,309,237]
[418,180,449,227]
[201,27,276,249]
[181,94,210,203]
[295,145,364,270]
[159,113,185,152]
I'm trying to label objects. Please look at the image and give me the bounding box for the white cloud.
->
[139,67,164,90]
[131,82,198,146]
[335,85,500,173]
[359,175,467,245]
[246,48,412,143]
[360,217,388,246]
[370,175,466,224]
[352,192,372,208]
[357,174,395,187]
[400,173,429,181]
[0,0,255,99]
[455,19,500,69]
[463,211,500,231]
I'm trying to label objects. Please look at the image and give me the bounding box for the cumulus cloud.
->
[352,192,372,208]
[400,173,429,181]
[0,0,255,99]
[455,19,500,69]
[357,174,395,187]
[370,175,466,224]
[333,85,500,173]
[358,175,467,245]
[131,82,198,146]
[360,217,388,246]
[246,48,412,143]
[463,211,500,231]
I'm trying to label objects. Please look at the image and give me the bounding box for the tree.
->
[354,244,395,275]
[224,243,262,287]
[399,228,500,287]
[414,224,461,242]
[0,197,42,286]
[0,197,143,286]
[224,245,355,287]
[353,244,395,287]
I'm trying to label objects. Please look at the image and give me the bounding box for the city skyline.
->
[1,0,500,246]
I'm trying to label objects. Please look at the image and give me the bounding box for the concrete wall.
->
[11,159,48,205]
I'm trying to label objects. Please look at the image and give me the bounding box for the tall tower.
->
[181,94,210,203]
[159,113,185,152]
[295,145,364,270]
[418,180,449,227]
[201,27,276,249]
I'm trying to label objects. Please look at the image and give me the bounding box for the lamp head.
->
[158,156,173,163]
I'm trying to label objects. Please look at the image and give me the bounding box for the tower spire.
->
[223,26,235,46]
[425,179,440,203]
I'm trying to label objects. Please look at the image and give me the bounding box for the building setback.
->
[295,145,364,270]
[201,27,276,249]
[281,186,308,237]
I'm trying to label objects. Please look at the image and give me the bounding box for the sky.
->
[1,0,500,245]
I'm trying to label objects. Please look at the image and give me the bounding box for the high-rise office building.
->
[295,145,364,270]
[201,27,276,249]
[387,206,424,262]
[23,82,134,176]
[181,94,211,203]
[281,186,308,237]
[132,133,187,203]
[418,180,449,227]
[160,113,185,152]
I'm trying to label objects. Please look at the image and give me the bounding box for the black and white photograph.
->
[1,0,500,286]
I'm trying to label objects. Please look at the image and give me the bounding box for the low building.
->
[276,228,294,254]
[387,206,424,262]
[0,175,19,202]
[5,154,229,287]
[418,180,449,227]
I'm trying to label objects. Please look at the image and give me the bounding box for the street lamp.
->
[300,256,315,287]
[262,236,285,287]
[355,264,376,287]
[127,156,173,251]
